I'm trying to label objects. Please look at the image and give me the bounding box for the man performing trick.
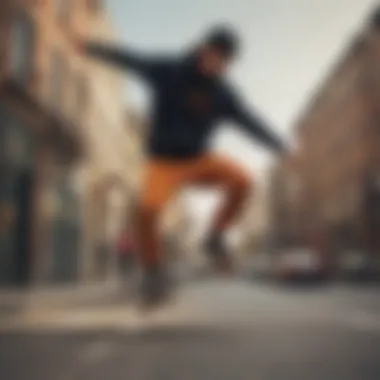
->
[77,25,287,306]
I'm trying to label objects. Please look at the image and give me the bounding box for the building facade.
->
[295,7,380,260]
[0,0,142,288]
[0,0,87,287]
[75,8,140,284]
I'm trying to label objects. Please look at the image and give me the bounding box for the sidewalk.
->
[0,280,122,322]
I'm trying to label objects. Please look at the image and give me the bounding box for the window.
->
[9,11,35,84]
[49,49,66,113]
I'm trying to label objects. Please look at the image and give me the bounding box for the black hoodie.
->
[85,42,286,159]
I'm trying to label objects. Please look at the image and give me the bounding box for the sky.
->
[106,0,378,235]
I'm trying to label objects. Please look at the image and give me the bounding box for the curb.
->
[0,281,121,321]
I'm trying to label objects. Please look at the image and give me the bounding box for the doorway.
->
[12,169,35,286]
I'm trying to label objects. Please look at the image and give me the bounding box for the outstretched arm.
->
[82,40,159,81]
[227,91,286,154]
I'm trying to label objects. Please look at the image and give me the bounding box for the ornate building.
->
[295,6,380,260]
[0,0,140,287]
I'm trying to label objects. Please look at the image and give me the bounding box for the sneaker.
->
[206,235,234,274]
[139,266,172,309]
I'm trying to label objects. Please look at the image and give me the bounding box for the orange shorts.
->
[139,154,251,214]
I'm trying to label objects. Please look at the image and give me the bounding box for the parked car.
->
[274,247,327,284]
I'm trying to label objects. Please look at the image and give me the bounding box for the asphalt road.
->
[1,279,380,380]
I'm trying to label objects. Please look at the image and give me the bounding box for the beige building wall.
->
[295,8,380,254]
[74,8,141,282]
[3,0,140,283]
[0,0,105,285]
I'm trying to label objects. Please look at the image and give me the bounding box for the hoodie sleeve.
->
[85,41,161,82]
[226,89,286,154]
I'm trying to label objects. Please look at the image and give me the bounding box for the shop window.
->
[9,11,35,85]
[48,176,81,284]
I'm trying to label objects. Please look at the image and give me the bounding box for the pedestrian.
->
[74,24,289,307]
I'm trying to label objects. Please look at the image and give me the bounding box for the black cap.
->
[203,25,240,58]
